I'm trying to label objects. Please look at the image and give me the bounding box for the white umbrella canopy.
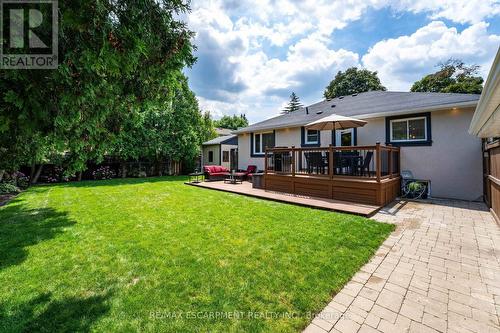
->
[305,114,367,131]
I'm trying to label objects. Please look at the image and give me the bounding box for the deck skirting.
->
[265,174,400,206]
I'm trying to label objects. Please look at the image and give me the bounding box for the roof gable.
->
[202,134,238,146]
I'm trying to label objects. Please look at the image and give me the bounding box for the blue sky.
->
[184,0,500,123]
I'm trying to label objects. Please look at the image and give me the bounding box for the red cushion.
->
[247,165,257,173]
[204,166,230,174]
[204,166,218,173]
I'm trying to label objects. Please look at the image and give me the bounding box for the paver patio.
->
[304,199,500,333]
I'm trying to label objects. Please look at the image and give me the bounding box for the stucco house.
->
[234,91,482,201]
[201,134,238,170]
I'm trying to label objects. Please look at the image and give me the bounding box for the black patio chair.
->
[358,151,373,177]
[305,152,325,174]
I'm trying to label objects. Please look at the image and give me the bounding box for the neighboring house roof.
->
[215,128,233,136]
[235,91,480,134]
[469,47,500,138]
[202,134,238,146]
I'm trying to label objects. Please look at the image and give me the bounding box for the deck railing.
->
[264,143,400,182]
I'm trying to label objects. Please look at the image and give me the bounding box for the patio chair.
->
[357,151,373,177]
[238,165,257,180]
[333,152,353,175]
[305,152,326,174]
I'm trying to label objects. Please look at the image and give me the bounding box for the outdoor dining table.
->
[323,154,363,176]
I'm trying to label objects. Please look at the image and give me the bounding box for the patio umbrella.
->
[305,114,367,131]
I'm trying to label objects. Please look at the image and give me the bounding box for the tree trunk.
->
[0,169,4,182]
[121,162,127,178]
[29,164,36,180]
[168,160,173,176]
[77,171,82,181]
[31,164,43,184]
[157,161,162,176]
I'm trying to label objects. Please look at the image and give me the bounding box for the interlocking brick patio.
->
[304,199,500,333]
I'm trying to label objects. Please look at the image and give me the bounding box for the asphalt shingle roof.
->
[235,91,480,134]
[202,134,237,145]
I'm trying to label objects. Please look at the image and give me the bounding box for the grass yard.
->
[0,177,394,332]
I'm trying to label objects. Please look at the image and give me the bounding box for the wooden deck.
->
[264,144,401,206]
[186,181,381,217]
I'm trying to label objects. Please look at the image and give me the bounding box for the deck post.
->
[264,147,268,174]
[388,145,393,179]
[398,147,401,175]
[376,142,381,182]
[291,146,295,176]
[329,144,334,179]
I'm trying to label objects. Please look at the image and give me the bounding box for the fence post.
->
[329,144,334,179]
[376,142,381,182]
[291,146,295,176]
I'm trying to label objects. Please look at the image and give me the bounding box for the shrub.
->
[408,182,424,192]
[17,176,30,189]
[0,183,20,194]
[92,166,116,180]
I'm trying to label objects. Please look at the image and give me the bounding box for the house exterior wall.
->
[202,144,238,169]
[237,107,482,201]
[357,108,482,201]
[202,144,220,166]
[238,128,334,171]
[220,144,238,170]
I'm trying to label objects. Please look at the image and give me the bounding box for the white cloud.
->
[185,1,500,122]
[362,21,500,90]
[388,0,500,24]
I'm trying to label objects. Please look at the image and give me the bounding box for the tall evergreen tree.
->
[282,92,303,114]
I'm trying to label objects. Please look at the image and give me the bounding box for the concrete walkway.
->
[304,199,500,333]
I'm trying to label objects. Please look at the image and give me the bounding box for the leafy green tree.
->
[282,92,303,114]
[411,59,483,94]
[214,114,248,130]
[324,67,386,99]
[0,0,197,180]
[200,111,218,142]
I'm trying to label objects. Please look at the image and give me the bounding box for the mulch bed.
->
[0,194,16,207]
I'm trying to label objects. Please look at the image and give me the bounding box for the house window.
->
[208,151,214,163]
[253,132,275,155]
[386,113,431,146]
[390,117,426,142]
[305,130,319,144]
[222,151,229,162]
[301,127,321,147]
[335,129,354,147]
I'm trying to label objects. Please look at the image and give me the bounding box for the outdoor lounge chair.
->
[238,165,257,180]
[203,165,230,181]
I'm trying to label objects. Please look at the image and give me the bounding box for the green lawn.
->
[0,177,393,332]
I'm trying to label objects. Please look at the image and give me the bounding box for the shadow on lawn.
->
[0,202,75,271]
[0,291,112,332]
[37,175,188,189]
